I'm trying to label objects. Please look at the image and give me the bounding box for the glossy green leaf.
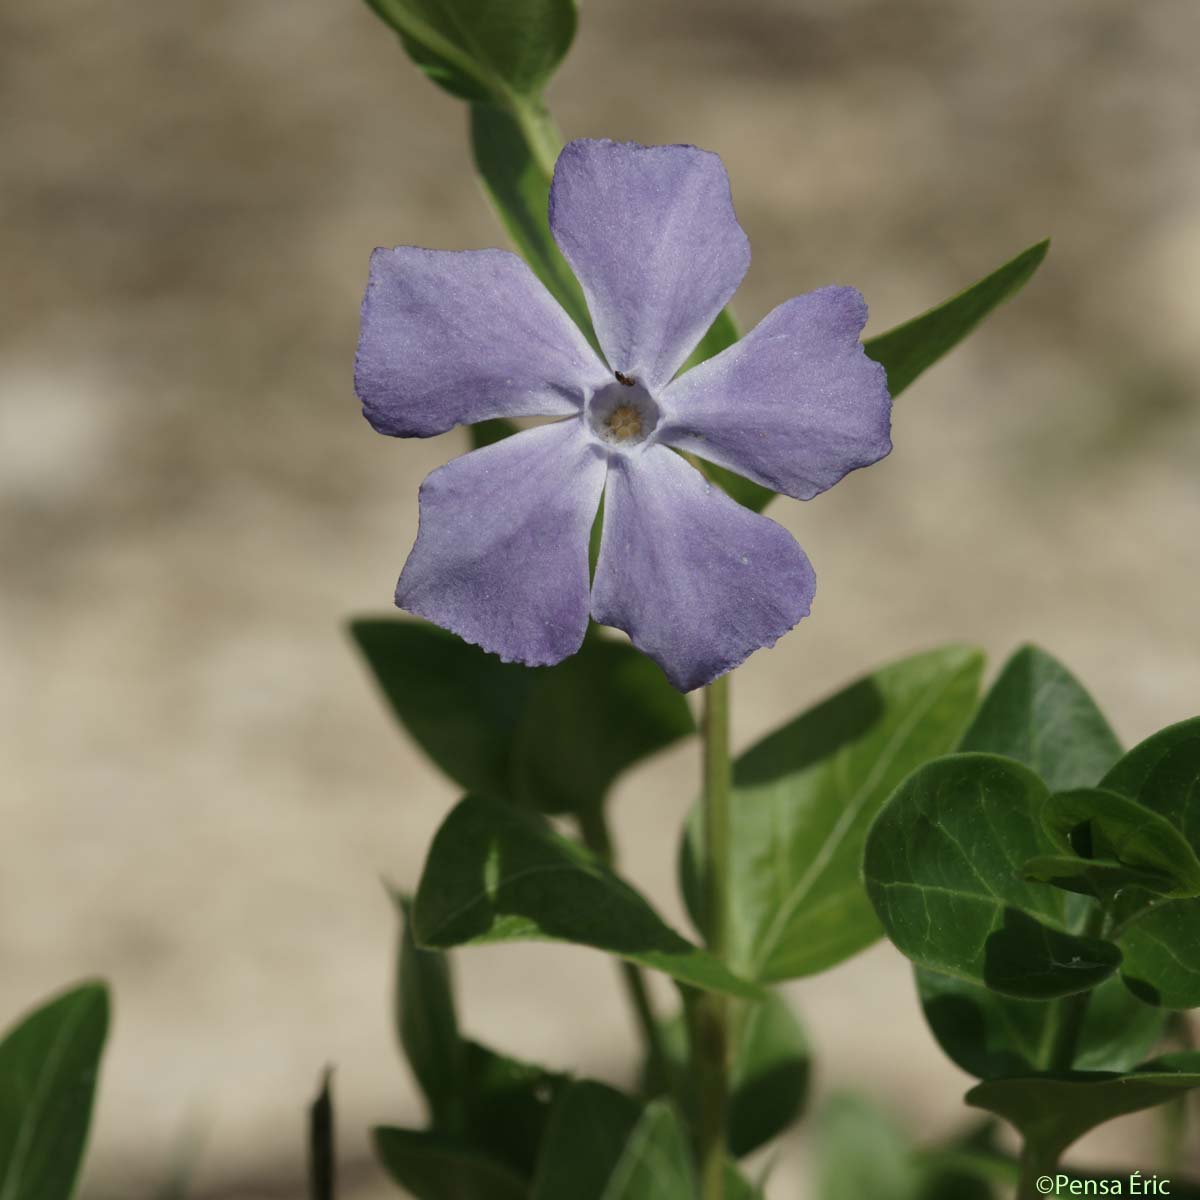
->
[682,645,985,980]
[966,1052,1200,1164]
[469,104,595,344]
[1118,898,1200,1009]
[308,1070,335,1200]
[1102,718,1200,852]
[363,0,576,103]
[1093,719,1200,1007]
[645,992,809,1157]
[1020,853,1175,901]
[865,755,1122,998]
[917,969,1164,1079]
[351,619,693,815]
[395,894,464,1127]
[374,1127,527,1200]
[415,797,761,998]
[959,645,1122,793]
[1039,787,1200,898]
[863,241,1049,398]
[0,981,110,1200]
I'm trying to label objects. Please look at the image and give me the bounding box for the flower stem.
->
[693,673,732,1200]
[575,805,672,1091]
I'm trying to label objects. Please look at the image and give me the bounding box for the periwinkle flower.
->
[355,139,891,691]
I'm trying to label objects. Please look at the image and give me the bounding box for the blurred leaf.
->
[457,1041,566,1178]
[350,619,693,815]
[959,644,1122,793]
[415,797,761,998]
[308,1070,335,1200]
[966,1051,1200,1165]
[644,993,809,1157]
[374,1128,526,1200]
[681,645,984,980]
[864,754,1121,999]
[468,416,520,450]
[470,105,595,345]
[815,1094,918,1200]
[0,981,110,1200]
[530,1082,639,1199]
[395,894,464,1128]
[917,969,1165,1079]
[363,0,576,103]
[532,1083,752,1200]
[863,240,1049,398]
[728,992,810,1156]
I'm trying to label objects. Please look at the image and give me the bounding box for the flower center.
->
[587,375,660,448]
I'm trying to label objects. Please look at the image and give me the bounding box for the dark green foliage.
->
[0,982,110,1200]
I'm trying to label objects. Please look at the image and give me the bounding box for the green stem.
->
[693,674,732,1200]
[575,806,672,1092]
[1016,1140,1057,1200]
[506,93,563,181]
[1042,905,1108,1072]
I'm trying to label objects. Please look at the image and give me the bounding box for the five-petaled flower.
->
[355,139,891,691]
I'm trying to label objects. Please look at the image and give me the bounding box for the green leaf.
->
[468,416,520,451]
[728,993,810,1156]
[393,894,565,1172]
[363,0,576,103]
[965,1052,1200,1164]
[459,1041,566,1177]
[1038,787,1200,898]
[530,1081,639,1200]
[1102,717,1200,853]
[681,645,984,980]
[863,241,1049,399]
[1118,898,1200,1009]
[351,619,693,815]
[308,1070,335,1200]
[1020,853,1176,901]
[917,969,1165,1079]
[864,754,1122,998]
[395,894,464,1128]
[0,981,110,1200]
[415,797,761,998]
[532,1083,749,1200]
[814,1093,919,1200]
[1096,719,1200,1008]
[644,993,809,1157]
[469,104,595,344]
[374,1128,527,1200]
[958,645,1122,793]
[508,636,694,815]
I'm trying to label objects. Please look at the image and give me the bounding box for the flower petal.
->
[658,288,892,501]
[549,139,750,393]
[397,420,606,666]
[356,247,609,438]
[591,446,815,691]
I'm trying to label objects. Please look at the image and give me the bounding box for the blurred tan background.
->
[2,0,1199,1195]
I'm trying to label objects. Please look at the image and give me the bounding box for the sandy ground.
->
[2,0,1199,1196]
